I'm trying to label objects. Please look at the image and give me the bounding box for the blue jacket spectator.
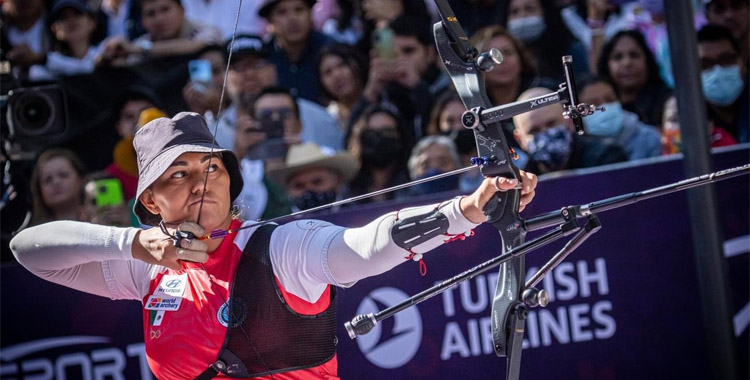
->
[259,0,333,102]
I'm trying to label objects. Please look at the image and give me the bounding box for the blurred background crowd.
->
[1,0,747,260]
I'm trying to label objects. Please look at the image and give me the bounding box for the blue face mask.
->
[527,125,573,172]
[583,102,624,137]
[507,16,546,43]
[702,65,744,106]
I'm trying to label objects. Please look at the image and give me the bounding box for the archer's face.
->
[139,152,232,232]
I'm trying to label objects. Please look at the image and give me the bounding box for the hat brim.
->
[266,153,357,186]
[134,144,243,226]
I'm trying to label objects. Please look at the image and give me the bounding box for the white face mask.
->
[507,16,546,43]
[583,102,625,137]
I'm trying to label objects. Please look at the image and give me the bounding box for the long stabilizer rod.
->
[524,163,750,231]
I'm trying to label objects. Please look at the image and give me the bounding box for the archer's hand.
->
[460,171,538,224]
[133,222,208,270]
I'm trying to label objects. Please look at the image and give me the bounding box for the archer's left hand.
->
[460,171,538,224]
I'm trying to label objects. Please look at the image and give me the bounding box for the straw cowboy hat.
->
[267,143,357,186]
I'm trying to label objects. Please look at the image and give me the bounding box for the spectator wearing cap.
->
[705,0,749,68]
[267,143,356,212]
[3,0,50,78]
[97,0,221,66]
[230,87,318,221]
[697,24,748,143]
[27,0,101,81]
[259,0,333,102]
[216,35,343,152]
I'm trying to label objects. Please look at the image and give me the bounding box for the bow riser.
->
[433,20,526,361]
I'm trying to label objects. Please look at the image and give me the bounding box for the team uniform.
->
[11,198,478,379]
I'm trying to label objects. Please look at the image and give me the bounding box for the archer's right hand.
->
[133,222,208,270]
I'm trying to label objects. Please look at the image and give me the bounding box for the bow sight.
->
[344,1,750,379]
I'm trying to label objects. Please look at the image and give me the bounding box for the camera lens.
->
[14,92,54,133]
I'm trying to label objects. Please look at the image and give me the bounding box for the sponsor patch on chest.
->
[145,296,183,311]
[154,273,187,297]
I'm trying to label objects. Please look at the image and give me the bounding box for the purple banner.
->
[2,146,748,380]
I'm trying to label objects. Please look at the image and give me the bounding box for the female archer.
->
[11,112,537,379]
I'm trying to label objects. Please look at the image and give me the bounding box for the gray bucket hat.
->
[133,112,243,226]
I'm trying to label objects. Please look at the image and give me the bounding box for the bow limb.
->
[432,1,527,370]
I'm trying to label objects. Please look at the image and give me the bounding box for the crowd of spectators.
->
[1,0,748,253]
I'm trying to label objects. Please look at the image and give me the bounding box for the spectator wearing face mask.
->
[512,87,627,174]
[348,105,411,203]
[578,77,662,160]
[660,95,737,155]
[597,29,672,127]
[697,24,748,143]
[267,143,357,212]
[501,0,589,80]
[407,136,462,197]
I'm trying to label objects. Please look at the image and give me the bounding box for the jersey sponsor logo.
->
[354,287,422,369]
[145,296,182,311]
[154,274,187,297]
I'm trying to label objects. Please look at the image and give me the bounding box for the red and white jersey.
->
[137,220,340,379]
[11,198,478,380]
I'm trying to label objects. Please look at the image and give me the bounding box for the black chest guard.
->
[196,224,338,379]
